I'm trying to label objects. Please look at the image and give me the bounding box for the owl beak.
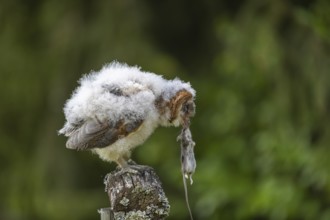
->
[180,117,190,128]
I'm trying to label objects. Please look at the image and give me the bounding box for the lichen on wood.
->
[104,165,170,220]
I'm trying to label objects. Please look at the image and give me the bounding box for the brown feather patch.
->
[169,90,193,123]
[66,118,143,150]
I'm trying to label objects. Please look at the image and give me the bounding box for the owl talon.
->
[122,164,148,174]
[124,167,139,174]
[127,159,137,165]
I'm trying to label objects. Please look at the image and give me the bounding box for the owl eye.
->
[182,103,189,113]
[182,102,195,115]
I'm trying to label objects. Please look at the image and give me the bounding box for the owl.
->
[59,62,196,168]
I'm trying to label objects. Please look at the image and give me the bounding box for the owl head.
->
[157,88,196,128]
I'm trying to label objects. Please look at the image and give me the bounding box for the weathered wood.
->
[103,165,170,220]
[98,207,113,220]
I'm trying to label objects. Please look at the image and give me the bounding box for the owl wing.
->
[65,114,144,150]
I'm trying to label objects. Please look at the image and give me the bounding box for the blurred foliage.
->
[1,0,330,219]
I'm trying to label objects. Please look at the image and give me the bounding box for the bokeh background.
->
[1,0,330,219]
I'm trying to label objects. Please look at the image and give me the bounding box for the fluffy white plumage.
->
[59,61,196,167]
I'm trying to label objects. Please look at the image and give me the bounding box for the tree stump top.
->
[104,165,170,220]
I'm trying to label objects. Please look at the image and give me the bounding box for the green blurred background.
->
[1,0,330,219]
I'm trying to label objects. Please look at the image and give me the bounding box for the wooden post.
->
[100,165,170,220]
